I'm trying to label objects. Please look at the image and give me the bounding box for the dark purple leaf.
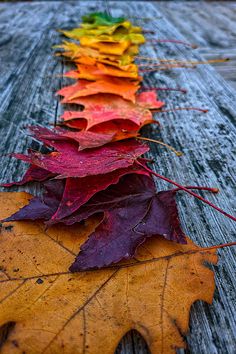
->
[49,164,149,223]
[69,174,186,271]
[3,180,64,222]
[1,165,55,187]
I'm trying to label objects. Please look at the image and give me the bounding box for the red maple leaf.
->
[10,138,149,178]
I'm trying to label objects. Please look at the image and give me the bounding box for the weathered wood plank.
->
[0,2,235,354]
[157,1,236,90]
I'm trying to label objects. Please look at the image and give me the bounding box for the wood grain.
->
[157,1,236,91]
[0,2,235,354]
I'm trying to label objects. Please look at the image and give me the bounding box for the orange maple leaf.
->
[65,62,139,81]
[60,92,163,130]
[57,78,140,103]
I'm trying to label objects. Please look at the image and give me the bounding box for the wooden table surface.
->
[0,2,235,354]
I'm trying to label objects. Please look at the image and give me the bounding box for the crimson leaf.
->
[11,139,149,178]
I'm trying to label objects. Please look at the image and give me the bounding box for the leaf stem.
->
[152,107,208,114]
[201,242,236,251]
[139,58,230,72]
[137,162,236,222]
[129,16,161,21]
[147,39,197,48]
[137,56,179,61]
[139,58,230,67]
[137,136,182,156]
[172,186,219,193]
[140,65,193,72]
[141,87,187,94]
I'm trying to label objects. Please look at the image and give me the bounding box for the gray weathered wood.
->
[157,1,236,90]
[0,2,235,354]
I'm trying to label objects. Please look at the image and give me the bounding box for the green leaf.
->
[82,12,125,27]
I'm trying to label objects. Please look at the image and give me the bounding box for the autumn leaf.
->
[65,62,139,80]
[54,41,135,68]
[4,166,149,224]
[1,165,55,187]
[64,66,106,81]
[57,78,140,103]
[79,32,145,47]
[82,12,125,27]
[0,191,217,354]
[75,53,137,70]
[50,167,149,222]
[37,129,117,150]
[60,19,144,44]
[68,174,187,270]
[60,24,145,56]
[3,173,188,270]
[9,139,149,178]
[60,91,164,131]
[57,91,163,147]
[96,62,138,78]
[61,20,141,38]
[3,180,65,222]
[32,91,163,150]
[82,38,132,56]
[34,124,138,149]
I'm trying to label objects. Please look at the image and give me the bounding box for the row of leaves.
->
[2,12,235,272]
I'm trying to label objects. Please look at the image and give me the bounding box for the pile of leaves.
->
[1,11,235,273]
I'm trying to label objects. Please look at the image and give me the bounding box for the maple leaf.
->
[65,62,139,80]
[61,20,141,39]
[67,174,187,270]
[29,124,141,152]
[1,165,55,187]
[82,12,125,27]
[79,32,145,46]
[96,62,138,78]
[33,127,117,150]
[82,38,132,56]
[4,166,149,223]
[58,91,163,147]
[50,167,149,222]
[9,139,149,178]
[55,41,135,68]
[0,191,217,354]
[46,128,117,149]
[64,66,105,82]
[75,55,136,70]
[32,125,138,150]
[57,78,140,103]
[60,91,164,131]
[2,183,62,222]
[3,173,186,269]
[3,180,64,222]
[60,21,145,55]
[28,92,163,152]
[20,94,163,152]
[78,34,144,56]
